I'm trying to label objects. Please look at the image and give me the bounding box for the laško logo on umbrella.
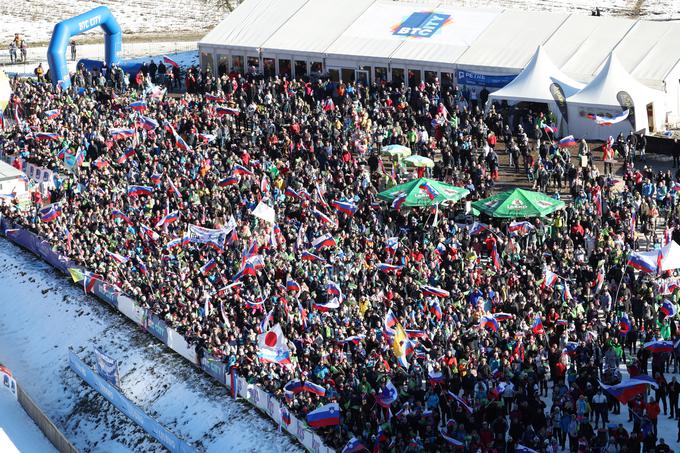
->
[392,12,451,38]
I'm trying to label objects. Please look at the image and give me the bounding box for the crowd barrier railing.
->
[0,215,334,453]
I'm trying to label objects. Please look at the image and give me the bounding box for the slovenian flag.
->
[543,125,557,134]
[386,237,399,253]
[421,285,449,298]
[39,204,62,222]
[644,340,674,353]
[150,173,163,185]
[155,211,180,228]
[312,209,336,226]
[139,224,160,241]
[127,185,154,197]
[232,164,254,176]
[200,258,217,276]
[302,381,326,396]
[532,316,545,335]
[111,209,133,225]
[559,135,577,147]
[34,132,62,141]
[301,251,325,262]
[216,106,241,116]
[163,55,180,68]
[507,220,534,236]
[116,147,136,164]
[110,128,136,141]
[480,316,499,332]
[600,375,658,404]
[384,310,398,330]
[312,233,336,250]
[286,279,300,292]
[375,381,398,408]
[342,437,368,453]
[376,263,403,273]
[419,181,440,200]
[284,187,299,199]
[619,314,632,334]
[392,192,407,210]
[428,371,445,385]
[430,301,443,320]
[165,238,182,251]
[492,313,513,322]
[542,269,558,289]
[129,100,147,112]
[306,403,341,428]
[205,94,224,102]
[138,115,158,131]
[44,109,60,119]
[331,199,358,216]
[106,250,130,264]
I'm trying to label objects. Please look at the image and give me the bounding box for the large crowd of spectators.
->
[1,63,680,453]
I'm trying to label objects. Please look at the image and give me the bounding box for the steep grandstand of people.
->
[1,63,680,453]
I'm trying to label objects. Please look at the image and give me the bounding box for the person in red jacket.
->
[646,397,661,436]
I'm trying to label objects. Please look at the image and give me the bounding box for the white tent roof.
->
[0,161,24,182]
[455,10,569,73]
[324,1,427,63]
[199,0,309,52]
[542,15,636,83]
[261,0,374,57]
[567,53,662,107]
[614,21,680,90]
[489,46,584,103]
[388,6,501,66]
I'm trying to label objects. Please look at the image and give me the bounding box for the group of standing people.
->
[1,63,680,452]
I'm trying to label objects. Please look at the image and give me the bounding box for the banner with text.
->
[456,70,516,88]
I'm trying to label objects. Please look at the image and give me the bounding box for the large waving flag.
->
[375,380,398,408]
[447,391,473,414]
[138,115,159,131]
[342,437,368,453]
[162,55,180,68]
[111,209,133,225]
[301,251,325,262]
[312,233,336,250]
[44,109,61,120]
[660,299,677,318]
[106,250,130,264]
[232,164,254,176]
[286,279,301,292]
[155,211,180,228]
[110,128,136,141]
[619,314,632,334]
[600,375,658,403]
[331,199,358,216]
[420,285,449,298]
[39,204,62,222]
[127,185,154,197]
[644,340,674,353]
[418,181,440,200]
[33,132,62,141]
[439,428,465,448]
[392,192,407,210]
[200,258,217,276]
[480,316,499,332]
[257,323,292,365]
[306,403,340,428]
[558,135,577,147]
[541,269,558,289]
[311,209,337,227]
[386,237,399,253]
[312,299,340,312]
[392,322,410,368]
[507,220,534,236]
[129,100,148,112]
[376,263,403,273]
[532,316,545,335]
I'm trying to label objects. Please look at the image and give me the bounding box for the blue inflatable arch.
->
[47,6,122,89]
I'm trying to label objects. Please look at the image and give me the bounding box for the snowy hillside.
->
[0,0,225,44]
[399,0,680,20]
[0,240,303,453]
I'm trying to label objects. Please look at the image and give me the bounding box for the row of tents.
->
[489,47,664,141]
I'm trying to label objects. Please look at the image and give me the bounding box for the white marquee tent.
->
[488,46,584,134]
[566,53,666,140]
[199,0,680,126]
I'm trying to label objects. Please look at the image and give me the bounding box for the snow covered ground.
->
[1,42,198,78]
[0,0,224,45]
[0,389,57,453]
[0,239,303,453]
[399,0,680,20]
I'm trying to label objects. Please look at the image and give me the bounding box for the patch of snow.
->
[0,1,224,44]
[0,388,57,453]
[0,239,303,453]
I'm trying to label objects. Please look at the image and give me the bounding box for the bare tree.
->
[202,0,244,12]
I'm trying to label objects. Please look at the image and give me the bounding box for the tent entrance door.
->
[355,70,369,86]
[647,103,655,132]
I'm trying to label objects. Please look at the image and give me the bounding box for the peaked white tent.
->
[566,53,666,140]
[488,46,584,134]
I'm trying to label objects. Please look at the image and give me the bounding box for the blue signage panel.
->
[200,353,228,386]
[393,12,451,38]
[456,70,517,88]
[145,313,169,345]
[69,352,194,453]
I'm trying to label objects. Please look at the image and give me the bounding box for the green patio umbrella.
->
[471,188,565,218]
[381,144,412,159]
[403,155,434,168]
[377,178,470,207]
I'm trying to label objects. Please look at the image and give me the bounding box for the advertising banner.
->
[0,364,17,399]
[199,353,228,386]
[69,351,194,453]
[94,348,121,388]
[145,312,169,345]
[456,70,516,88]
